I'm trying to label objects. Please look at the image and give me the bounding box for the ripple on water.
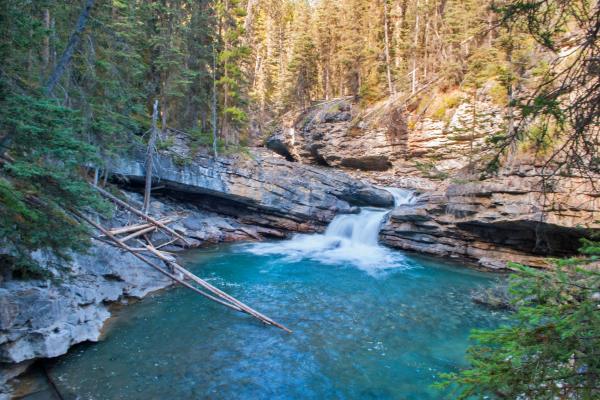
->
[47,243,507,400]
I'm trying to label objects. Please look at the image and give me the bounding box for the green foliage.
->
[488,81,508,106]
[413,161,449,181]
[463,48,503,90]
[284,1,319,109]
[429,92,463,121]
[521,121,556,154]
[0,85,108,274]
[437,240,600,399]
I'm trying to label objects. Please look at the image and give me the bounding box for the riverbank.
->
[0,152,393,398]
[1,147,596,398]
[44,243,508,399]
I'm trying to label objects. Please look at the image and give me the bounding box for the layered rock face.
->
[380,170,599,269]
[267,100,400,171]
[264,92,597,269]
[266,91,504,176]
[110,148,393,233]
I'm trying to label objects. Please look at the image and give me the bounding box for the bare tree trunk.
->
[423,0,429,81]
[506,36,517,165]
[488,10,494,47]
[411,0,420,94]
[469,89,477,173]
[161,90,168,137]
[93,167,99,186]
[44,0,95,95]
[243,0,259,43]
[42,8,50,71]
[143,100,159,215]
[383,0,395,95]
[212,46,219,158]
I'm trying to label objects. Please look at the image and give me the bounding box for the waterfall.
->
[385,187,417,207]
[245,187,416,273]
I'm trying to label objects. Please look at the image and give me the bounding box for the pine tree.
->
[284,1,318,109]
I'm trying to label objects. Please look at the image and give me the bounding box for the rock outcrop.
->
[380,170,599,269]
[263,89,597,269]
[0,193,272,387]
[110,148,393,233]
[266,89,504,176]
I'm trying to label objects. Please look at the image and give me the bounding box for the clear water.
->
[48,243,507,400]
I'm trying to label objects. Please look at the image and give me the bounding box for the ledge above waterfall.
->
[108,148,393,230]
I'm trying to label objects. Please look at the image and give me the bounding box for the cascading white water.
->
[385,187,417,207]
[246,188,416,273]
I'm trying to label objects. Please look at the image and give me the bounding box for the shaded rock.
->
[110,148,393,232]
[0,242,171,365]
[380,173,599,269]
[266,99,399,171]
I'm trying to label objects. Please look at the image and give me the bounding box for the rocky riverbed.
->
[0,151,392,397]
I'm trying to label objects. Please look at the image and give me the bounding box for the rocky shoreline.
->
[2,99,598,397]
[0,151,392,397]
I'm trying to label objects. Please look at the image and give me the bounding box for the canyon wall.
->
[265,90,599,269]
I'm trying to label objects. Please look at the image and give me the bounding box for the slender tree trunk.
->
[383,0,395,95]
[469,89,477,174]
[42,8,50,71]
[506,36,517,165]
[243,0,258,43]
[423,0,429,81]
[44,0,95,94]
[488,10,494,47]
[212,46,219,158]
[411,0,420,94]
[143,100,159,215]
[161,89,168,136]
[93,167,99,186]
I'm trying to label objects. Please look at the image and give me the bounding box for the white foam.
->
[243,188,416,274]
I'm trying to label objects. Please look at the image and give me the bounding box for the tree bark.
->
[411,0,420,94]
[44,0,95,95]
[42,8,51,71]
[212,45,219,158]
[506,35,517,165]
[143,100,159,215]
[383,0,395,95]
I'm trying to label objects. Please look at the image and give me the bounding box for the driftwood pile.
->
[73,185,291,333]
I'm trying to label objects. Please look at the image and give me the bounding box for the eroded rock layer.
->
[110,148,393,231]
[380,171,599,269]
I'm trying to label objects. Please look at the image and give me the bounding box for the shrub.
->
[436,239,600,399]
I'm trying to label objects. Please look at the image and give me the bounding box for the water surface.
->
[49,243,506,399]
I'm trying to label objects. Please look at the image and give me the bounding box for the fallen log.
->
[108,217,174,235]
[73,210,291,333]
[141,244,291,332]
[155,237,179,250]
[119,226,156,243]
[94,185,192,246]
[73,210,243,312]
